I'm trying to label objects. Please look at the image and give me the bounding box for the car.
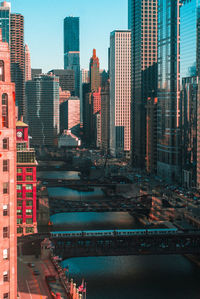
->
[28,263,35,268]
[33,270,40,275]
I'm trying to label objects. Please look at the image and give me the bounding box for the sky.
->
[10,0,128,73]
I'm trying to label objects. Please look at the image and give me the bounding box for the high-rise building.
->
[26,74,60,146]
[31,68,42,80]
[48,69,75,95]
[157,0,180,182]
[89,49,100,92]
[180,0,200,188]
[101,80,110,153]
[24,44,31,81]
[80,69,89,127]
[60,96,80,136]
[146,97,157,173]
[10,13,25,119]
[0,1,10,43]
[81,69,89,84]
[64,16,80,97]
[110,30,131,158]
[0,28,17,299]
[16,120,37,236]
[129,0,158,168]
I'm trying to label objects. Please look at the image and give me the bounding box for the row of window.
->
[17,200,33,206]
[17,218,33,224]
[17,227,34,234]
[17,175,33,181]
[17,168,33,173]
[17,184,33,190]
[17,209,33,215]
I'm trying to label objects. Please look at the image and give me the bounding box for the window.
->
[3,227,8,238]
[3,271,8,282]
[3,160,9,172]
[3,205,8,216]
[26,200,33,206]
[17,227,23,234]
[17,176,23,181]
[3,138,9,149]
[17,200,22,207]
[3,182,8,194]
[17,209,22,215]
[3,249,8,260]
[26,168,33,173]
[26,209,32,215]
[26,184,33,190]
[17,168,22,174]
[26,227,34,233]
[0,60,5,81]
[17,193,22,198]
[3,293,9,299]
[26,175,33,181]
[2,93,8,128]
[26,218,33,224]
[17,184,22,190]
[26,193,33,198]
[17,218,22,224]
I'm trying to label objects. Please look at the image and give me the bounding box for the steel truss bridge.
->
[19,231,200,259]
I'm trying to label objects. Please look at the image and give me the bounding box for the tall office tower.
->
[60,96,80,136]
[31,68,42,80]
[89,49,100,92]
[16,120,37,236]
[179,0,200,187]
[82,83,91,144]
[0,29,17,299]
[146,97,157,173]
[48,69,75,95]
[64,16,80,97]
[10,13,25,119]
[81,69,89,84]
[0,1,10,43]
[157,0,180,182]
[181,77,197,188]
[129,0,158,168]
[110,30,131,158]
[24,44,31,81]
[80,69,89,127]
[101,80,110,153]
[26,74,60,146]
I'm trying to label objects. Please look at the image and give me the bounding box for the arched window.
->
[2,93,8,128]
[0,60,5,81]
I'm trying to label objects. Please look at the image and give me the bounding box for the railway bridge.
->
[18,231,200,259]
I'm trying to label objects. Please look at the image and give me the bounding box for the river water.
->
[40,171,200,298]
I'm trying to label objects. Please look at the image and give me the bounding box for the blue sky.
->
[10,0,128,72]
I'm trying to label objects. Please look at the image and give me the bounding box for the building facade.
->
[24,44,31,82]
[0,28,17,299]
[89,49,100,92]
[101,81,110,154]
[49,69,75,95]
[26,74,60,146]
[60,96,80,136]
[64,16,80,97]
[110,30,131,158]
[0,1,10,43]
[157,0,181,182]
[129,0,158,168]
[16,120,37,236]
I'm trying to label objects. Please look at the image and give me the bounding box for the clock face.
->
[17,131,23,138]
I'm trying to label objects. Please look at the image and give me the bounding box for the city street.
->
[17,256,58,299]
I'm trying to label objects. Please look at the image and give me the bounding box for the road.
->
[17,256,57,299]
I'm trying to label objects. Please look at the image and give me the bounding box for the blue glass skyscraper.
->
[64,16,80,97]
[0,1,10,44]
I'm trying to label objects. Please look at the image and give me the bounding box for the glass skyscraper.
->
[64,16,80,97]
[0,1,10,43]
[157,0,181,182]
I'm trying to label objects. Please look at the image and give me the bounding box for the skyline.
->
[10,0,127,72]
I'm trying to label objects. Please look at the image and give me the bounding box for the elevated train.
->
[51,227,179,238]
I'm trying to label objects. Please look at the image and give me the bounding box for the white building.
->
[110,30,131,158]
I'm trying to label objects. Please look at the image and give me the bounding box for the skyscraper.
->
[26,74,60,146]
[89,49,100,92]
[10,13,25,119]
[0,1,10,43]
[0,28,17,299]
[60,96,80,136]
[101,80,110,153]
[179,0,200,187]
[64,16,80,97]
[157,0,180,182]
[110,30,131,158]
[48,69,75,94]
[129,0,158,169]
[24,44,31,81]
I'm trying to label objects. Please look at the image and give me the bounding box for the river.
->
[40,171,200,298]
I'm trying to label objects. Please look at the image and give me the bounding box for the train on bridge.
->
[51,227,179,238]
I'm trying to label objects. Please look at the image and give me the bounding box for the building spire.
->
[93,48,96,58]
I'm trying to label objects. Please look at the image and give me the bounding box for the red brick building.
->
[16,120,37,236]
[0,28,17,299]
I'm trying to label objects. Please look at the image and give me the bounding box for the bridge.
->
[19,231,200,258]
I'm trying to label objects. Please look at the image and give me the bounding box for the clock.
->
[17,131,23,138]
